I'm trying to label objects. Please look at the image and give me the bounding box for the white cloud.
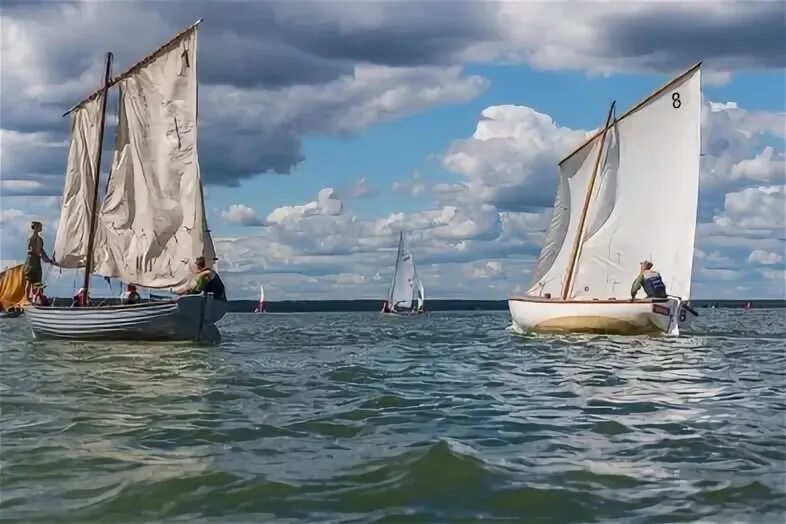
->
[748,249,784,266]
[714,185,785,230]
[266,188,343,225]
[221,204,266,226]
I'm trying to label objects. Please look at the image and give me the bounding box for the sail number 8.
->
[672,92,681,109]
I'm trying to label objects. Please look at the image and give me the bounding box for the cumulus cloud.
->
[748,249,784,266]
[221,204,266,226]
[266,188,343,225]
[2,1,783,195]
[1,0,782,299]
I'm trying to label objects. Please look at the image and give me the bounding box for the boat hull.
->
[508,296,690,335]
[24,295,226,341]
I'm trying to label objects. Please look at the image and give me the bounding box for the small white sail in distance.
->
[387,231,425,312]
[255,285,265,313]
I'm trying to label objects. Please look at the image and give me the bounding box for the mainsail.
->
[528,65,701,300]
[93,26,214,288]
[387,231,424,311]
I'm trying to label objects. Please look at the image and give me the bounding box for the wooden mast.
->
[560,100,616,300]
[81,52,113,299]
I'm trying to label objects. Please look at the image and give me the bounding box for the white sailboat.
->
[255,285,265,313]
[383,231,425,315]
[509,63,702,336]
[25,20,227,341]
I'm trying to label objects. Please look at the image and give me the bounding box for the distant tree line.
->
[43,298,785,311]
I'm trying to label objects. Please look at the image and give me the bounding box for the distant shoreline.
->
[42,298,786,312]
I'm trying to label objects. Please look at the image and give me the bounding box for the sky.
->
[1,0,784,300]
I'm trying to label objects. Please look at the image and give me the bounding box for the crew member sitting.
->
[120,284,141,305]
[631,260,667,300]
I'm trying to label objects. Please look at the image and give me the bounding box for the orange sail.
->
[0,265,28,309]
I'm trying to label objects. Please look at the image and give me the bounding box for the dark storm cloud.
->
[602,2,786,70]
[2,0,784,194]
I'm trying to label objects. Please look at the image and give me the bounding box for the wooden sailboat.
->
[382,231,425,315]
[509,63,702,335]
[25,20,226,341]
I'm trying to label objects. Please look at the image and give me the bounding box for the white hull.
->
[25,295,226,341]
[508,296,691,336]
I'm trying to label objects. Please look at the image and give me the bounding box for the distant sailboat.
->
[382,231,425,315]
[255,285,265,313]
[509,63,703,335]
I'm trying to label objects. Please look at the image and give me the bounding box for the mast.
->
[82,52,113,297]
[561,100,616,299]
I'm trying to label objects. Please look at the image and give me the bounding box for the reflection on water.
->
[1,309,784,522]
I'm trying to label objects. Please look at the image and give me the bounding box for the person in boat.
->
[120,284,141,305]
[381,300,390,313]
[31,284,50,307]
[24,221,52,300]
[175,256,227,301]
[631,260,667,300]
[72,287,89,307]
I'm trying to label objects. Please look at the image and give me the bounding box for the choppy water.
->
[1,310,785,523]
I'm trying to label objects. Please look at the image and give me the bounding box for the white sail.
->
[387,231,421,311]
[256,285,265,312]
[416,279,425,311]
[527,135,604,297]
[93,27,214,289]
[571,68,701,299]
[52,95,105,268]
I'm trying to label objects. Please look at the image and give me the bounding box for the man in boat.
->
[24,221,52,300]
[120,284,141,305]
[176,256,227,301]
[630,260,667,300]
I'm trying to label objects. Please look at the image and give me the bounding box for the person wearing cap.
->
[24,221,52,300]
[631,260,667,300]
[175,256,227,301]
[120,284,141,305]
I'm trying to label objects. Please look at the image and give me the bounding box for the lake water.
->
[1,310,785,523]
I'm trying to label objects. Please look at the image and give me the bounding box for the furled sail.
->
[387,231,422,311]
[51,95,105,268]
[93,27,215,288]
[571,67,701,299]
